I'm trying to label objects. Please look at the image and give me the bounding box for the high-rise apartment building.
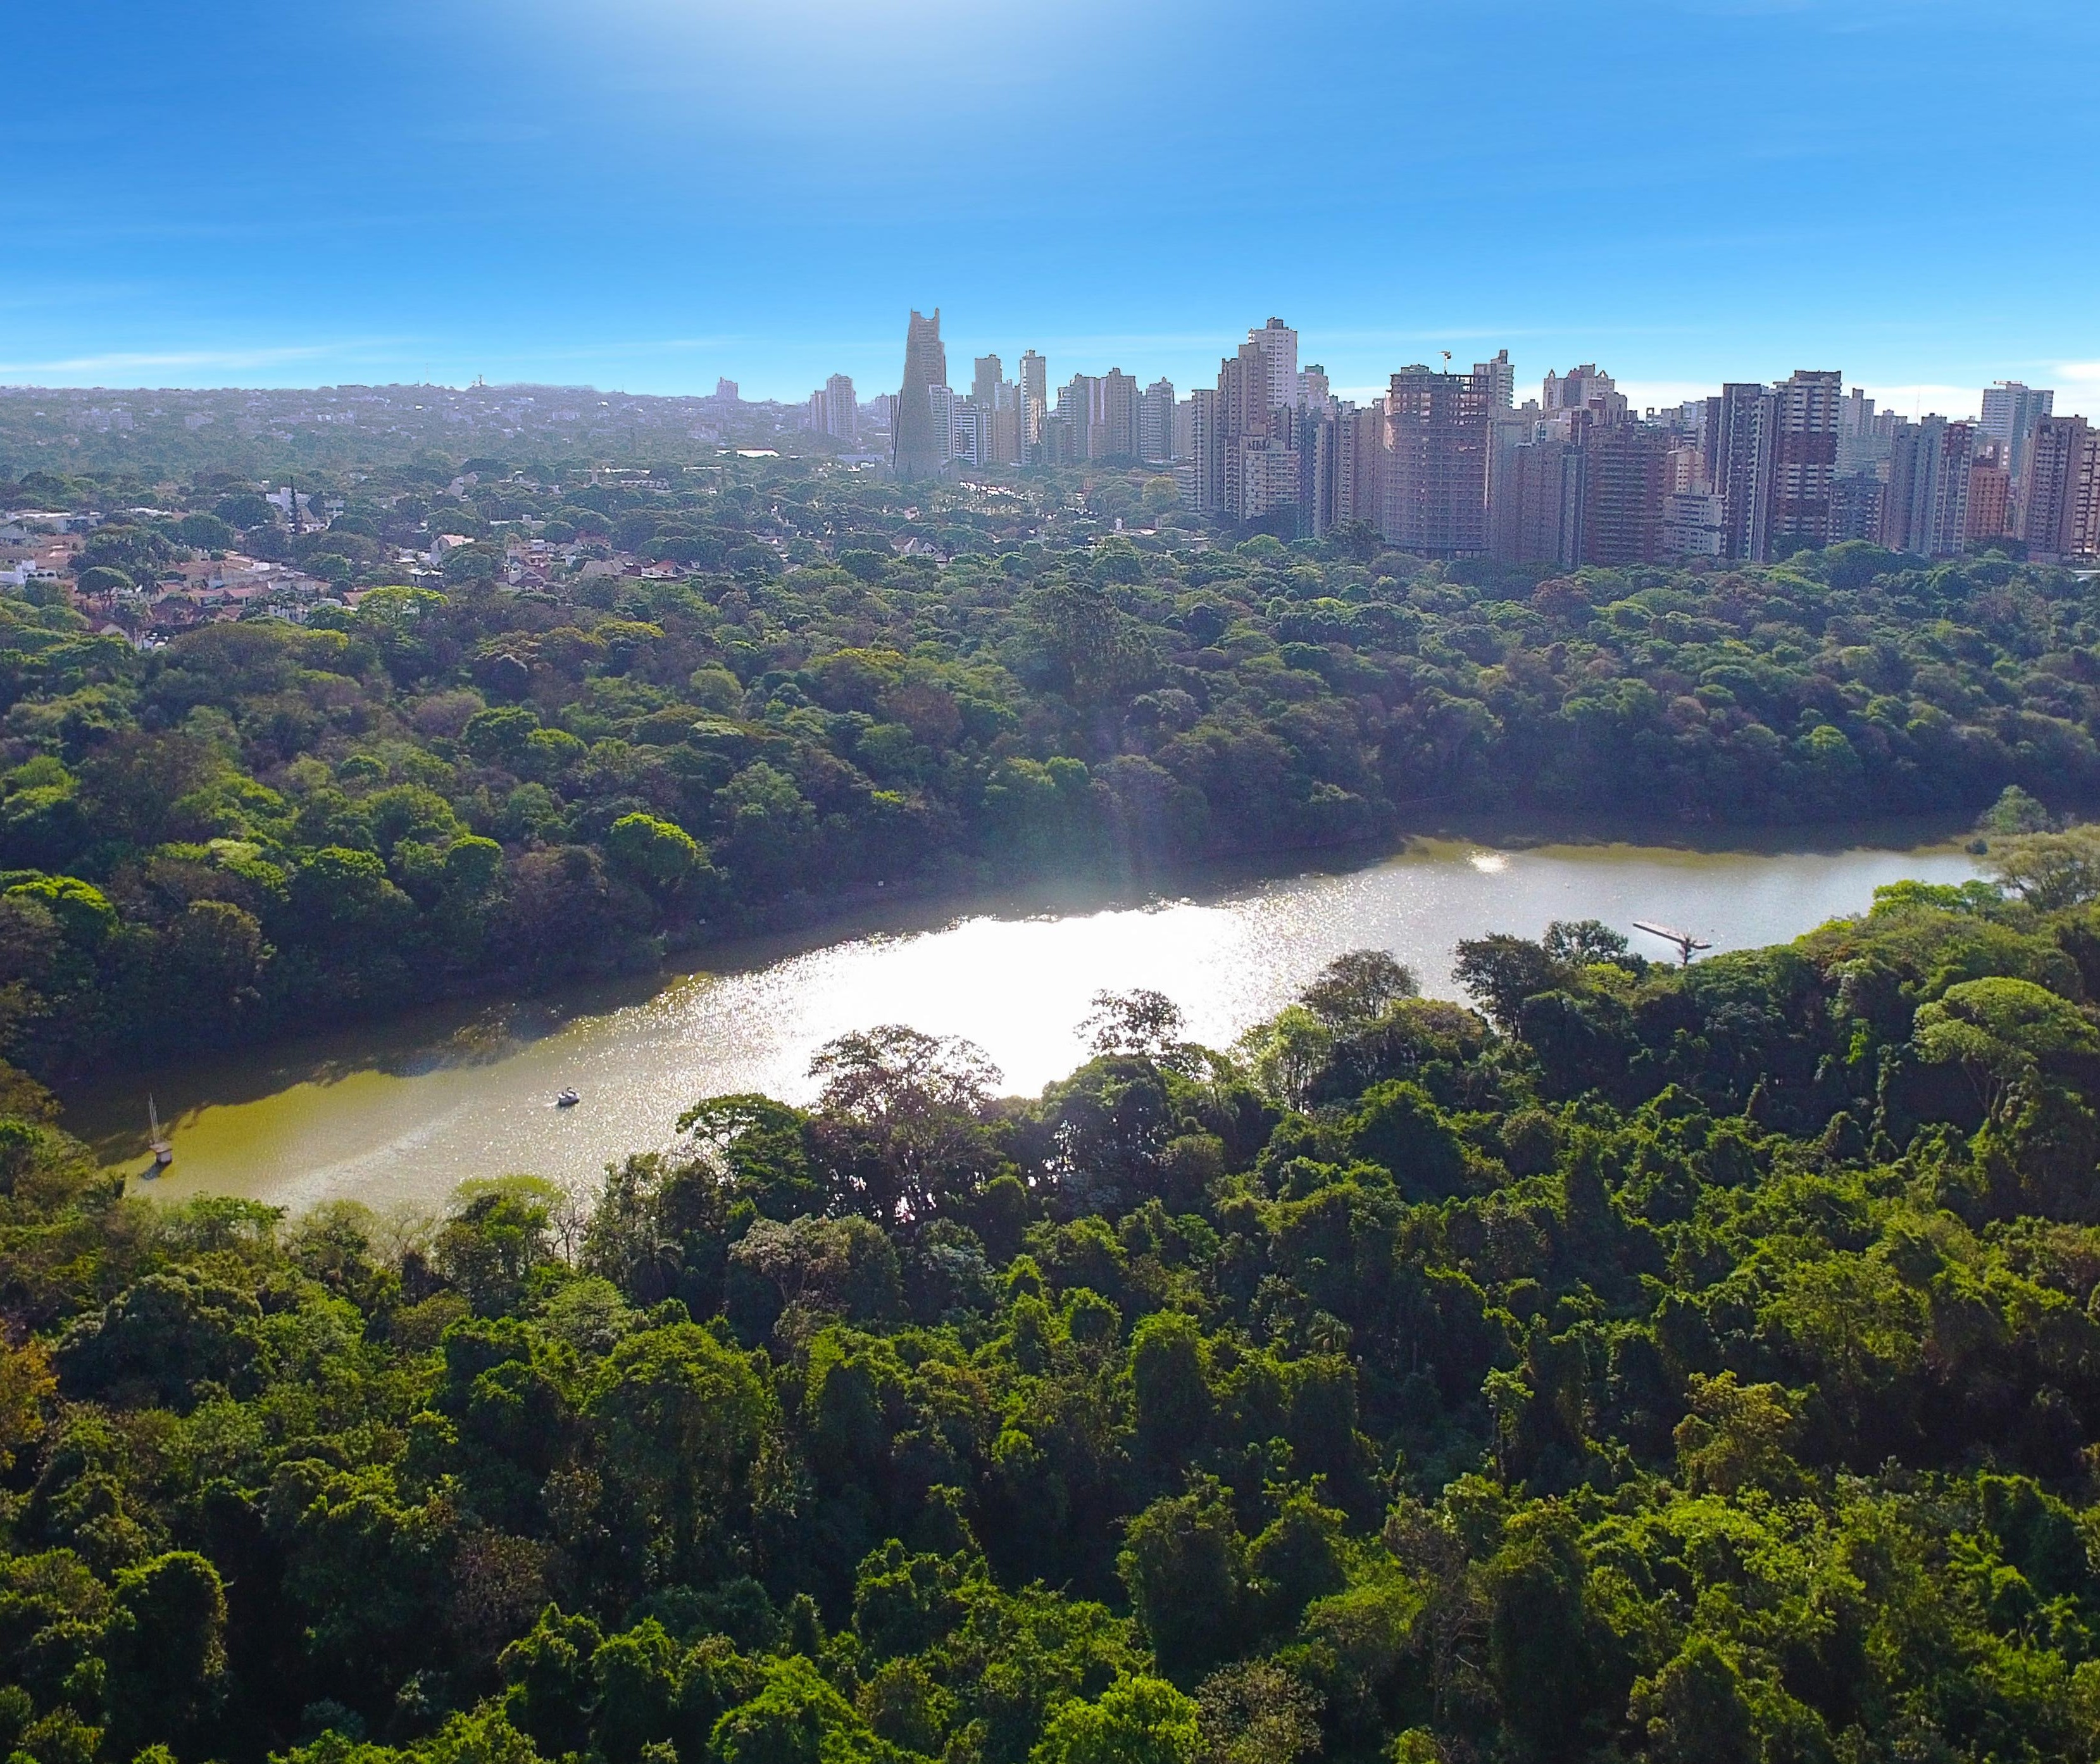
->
[1338,403,1385,534]
[1298,365,1332,411]
[2077,435,2100,558]
[1488,406,1544,522]
[892,310,948,480]
[1237,433,1300,526]
[1101,370,1139,460]
[1542,363,1623,422]
[1489,435,1581,566]
[1836,389,1896,478]
[1707,372,1841,559]
[1051,375,1092,463]
[1298,407,1338,539]
[973,356,1003,413]
[1830,473,1885,543]
[1384,363,1494,557]
[1182,389,1226,513]
[1882,417,1975,557]
[1709,384,1774,560]
[1663,492,1725,557]
[1213,342,1280,521]
[1019,350,1047,463]
[2019,415,2095,555]
[1981,382,2054,494]
[819,373,857,442]
[1489,420,1665,568]
[1138,378,1176,462]
[1580,423,1669,566]
[1763,370,1843,554]
[949,396,992,467]
[1476,350,1515,413]
[928,385,954,465]
[1248,318,1299,414]
[1965,445,2012,546]
[989,380,1021,465]
[1281,404,1359,539]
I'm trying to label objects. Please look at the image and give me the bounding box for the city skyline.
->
[876,306,2094,563]
[7,0,2097,413]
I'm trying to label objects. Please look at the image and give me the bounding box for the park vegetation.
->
[8,835,2100,1763]
[4,451,2100,1082]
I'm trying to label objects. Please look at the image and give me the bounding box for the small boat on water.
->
[554,1089,580,1108]
[146,1096,173,1172]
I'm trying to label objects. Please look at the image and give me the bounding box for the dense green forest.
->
[11,844,2100,1763]
[6,453,2100,1082]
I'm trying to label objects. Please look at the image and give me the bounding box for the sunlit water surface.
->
[68,834,1979,1215]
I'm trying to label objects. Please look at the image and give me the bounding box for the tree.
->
[1118,1480,1244,1679]
[435,1180,556,1313]
[1032,1675,1200,1764]
[104,1551,228,1753]
[464,705,542,765]
[587,1322,775,1579]
[1485,1519,1594,1762]
[500,1606,603,1758]
[806,1025,1003,1223]
[1628,1638,1755,1764]
[1028,579,1156,707]
[1452,934,1561,1032]
[0,1335,53,1474]
[1297,949,1417,1029]
[1131,1311,1214,1457]
[837,549,889,584]
[75,565,135,597]
[728,1215,901,1324]
[1913,975,2100,1123]
[606,812,711,901]
[1192,1662,1322,1764]
[1978,784,2052,835]
[713,1655,884,1764]
[215,491,278,529]
[1331,519,1380,562]
[1080,989,1189,1064]
[1346,1080,1467,1199]
[1539,919,1630,967]
[1237,1006,1334,1109]
[443,543,503,584]
[1672,1372,1804,1496]
[1983,825,2100,910]
[177,511,237,550]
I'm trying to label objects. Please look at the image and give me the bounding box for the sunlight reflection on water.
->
[88,835,1978,1214]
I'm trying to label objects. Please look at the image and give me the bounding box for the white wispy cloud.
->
[0,341,409,381]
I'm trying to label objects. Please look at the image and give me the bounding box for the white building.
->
[1663,491,1725,556]
[1248,318,1298,413]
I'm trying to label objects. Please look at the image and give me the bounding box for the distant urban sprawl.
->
[872,309,2099,565]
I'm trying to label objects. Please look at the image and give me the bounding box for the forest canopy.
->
[9,861,2100,1763]
[3,451,2096,1083]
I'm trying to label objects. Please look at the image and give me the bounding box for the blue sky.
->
[9,0,2098,416]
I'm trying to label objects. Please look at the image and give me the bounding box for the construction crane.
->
[1632,921,1713,966]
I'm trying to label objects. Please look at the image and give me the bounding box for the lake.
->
[68,830,1980,1215]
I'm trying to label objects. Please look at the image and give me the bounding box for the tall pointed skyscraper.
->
[892,309,948,480]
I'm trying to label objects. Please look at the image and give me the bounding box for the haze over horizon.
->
[11,0,2099,417]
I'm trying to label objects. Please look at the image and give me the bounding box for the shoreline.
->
[60,816,1977,1182]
